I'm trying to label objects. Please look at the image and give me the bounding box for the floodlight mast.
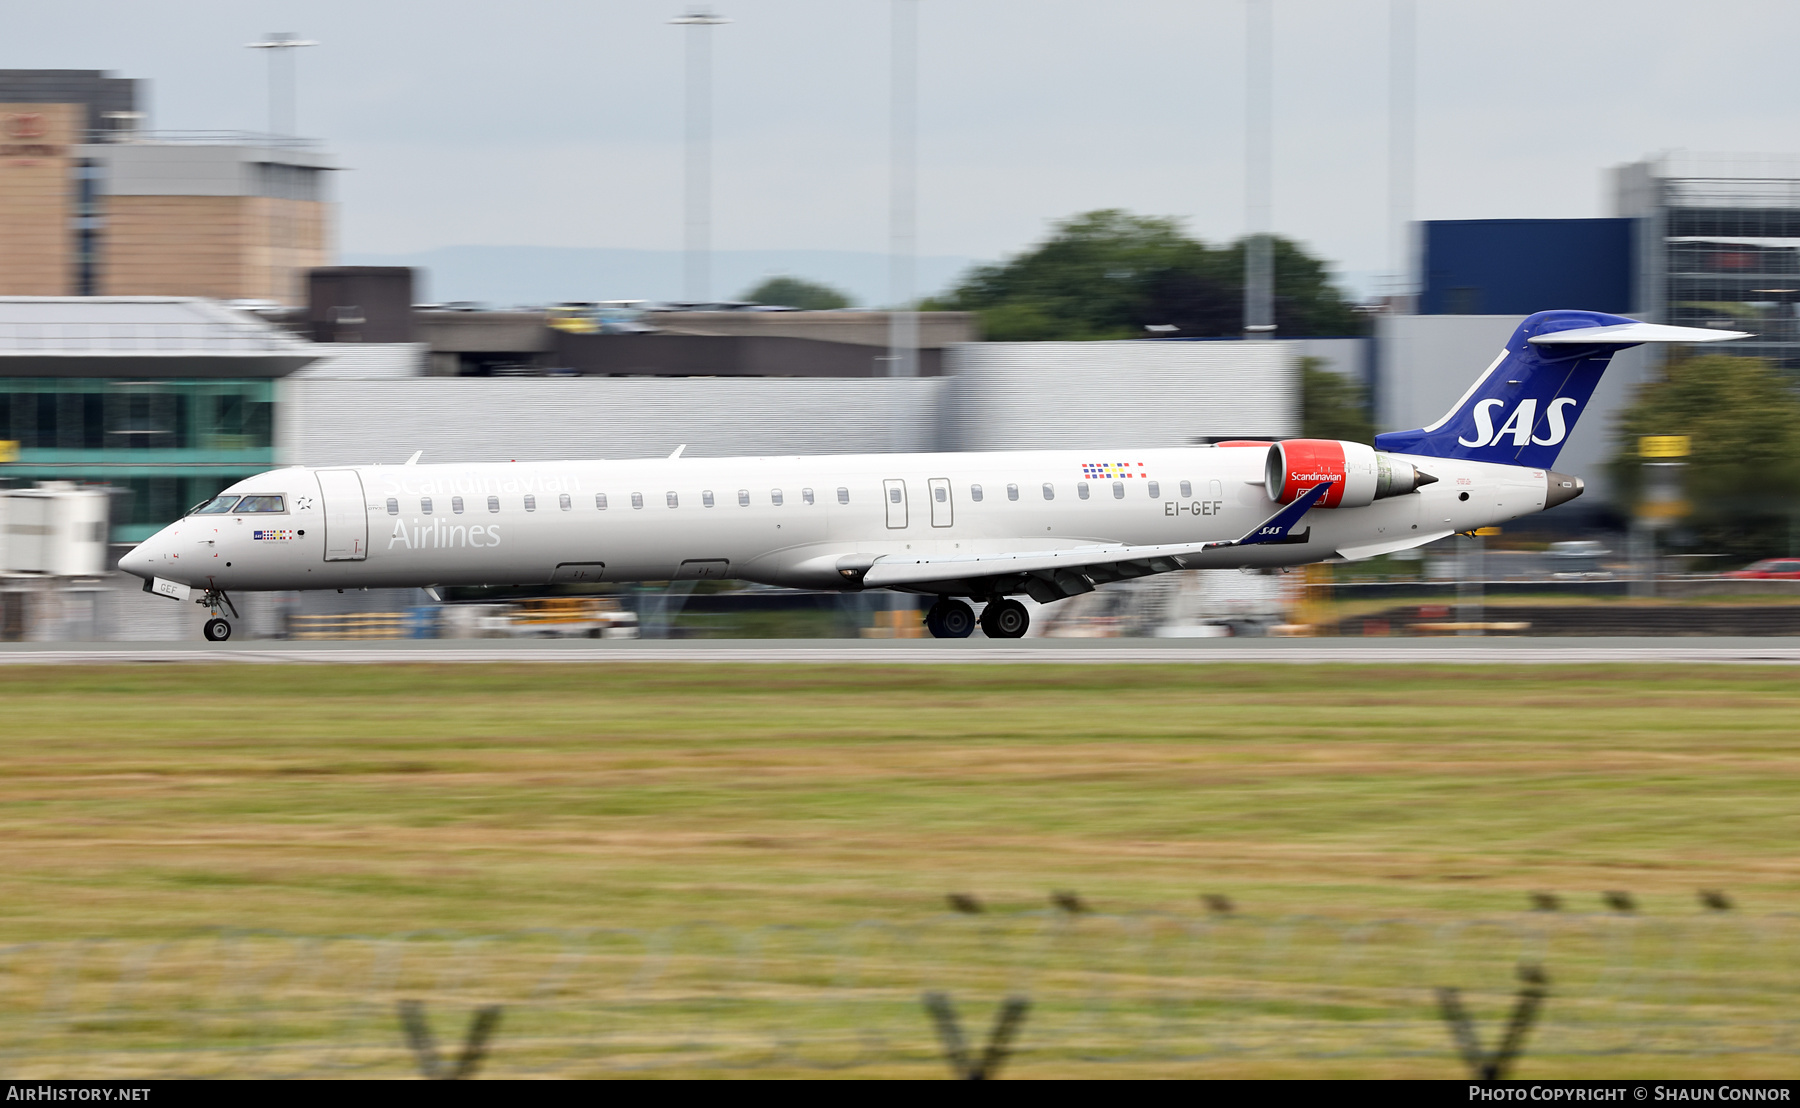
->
[244,32,318,141]
[1243,0,1273,339]
[671,9,729,304]
[244,32,317,307]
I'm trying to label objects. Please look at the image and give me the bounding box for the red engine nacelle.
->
[1264,440,1436,508]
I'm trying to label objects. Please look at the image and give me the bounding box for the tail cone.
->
[1546,471,1584,509]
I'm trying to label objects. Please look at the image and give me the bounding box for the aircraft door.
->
[928,478,952,527]
[315,469,369,561]
[883,479,908,529]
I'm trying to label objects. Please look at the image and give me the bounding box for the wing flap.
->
[857,483,1330,590]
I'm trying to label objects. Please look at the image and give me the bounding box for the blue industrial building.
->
[1418,218,1635,316]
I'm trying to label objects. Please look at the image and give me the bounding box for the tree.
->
[1610,353,1800,557]
[742,276,851,311]
[1300,358,1374,443]
[928,209,1367,341]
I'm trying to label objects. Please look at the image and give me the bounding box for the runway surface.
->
[6,637,1800,665]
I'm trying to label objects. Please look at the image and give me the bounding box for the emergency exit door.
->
[883,479,908,529]
[315,469,369,561]
[928,478,953,527]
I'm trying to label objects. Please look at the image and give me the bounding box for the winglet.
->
[669,444,687,459]
[404,450,423,466]
[1207,482,1330,550]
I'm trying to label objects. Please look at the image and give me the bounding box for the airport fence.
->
[0,912,1795,1078]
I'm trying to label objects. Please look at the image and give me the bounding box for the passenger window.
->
[738,489,750,507]
[1112,481,1124,499]
[560,493,572,511]
[1180,480,1193,499]
[386,498,399,516]
[234,495,285,513]
[421,497,433,515]
[802,488,814,505]
[1042,483,1054,501]
[934,486,947,503]
[1147,481,1159,498]
[524,495,537,512]
[631,492,645,510]
[703,490,715,508]
[837,487,849,505]
[1007,484,1019,501]
[452,496,465,515]
[971,484,983,502]
[771,489,783,506]
[487,496,500,513]
[1077,482,1090,500]
[889,486,902,504]
[666,491,679,508]
[595,493,608,510]
[1209,479,1223,499]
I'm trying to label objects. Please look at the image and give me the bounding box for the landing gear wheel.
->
[980,598,1030,639]
[926,599,976,639]
[203,618,232,642]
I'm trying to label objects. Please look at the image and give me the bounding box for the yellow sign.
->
[0,440,18,463]
[1640,435,1692,458]
[1638,499,1691,520]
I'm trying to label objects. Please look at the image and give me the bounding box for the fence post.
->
[399,999,503,1079]
[922,991,1030,1080]
[1436,963,1548,1081]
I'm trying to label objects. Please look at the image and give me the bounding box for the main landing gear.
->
[979,598,1029,639]
[924,598,976,639]
[923,597,1031,639]
[198,588,239,642]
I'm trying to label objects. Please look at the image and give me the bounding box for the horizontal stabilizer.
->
[1528,322,1751,345]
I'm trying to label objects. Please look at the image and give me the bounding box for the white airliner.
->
[119,311,1745,641]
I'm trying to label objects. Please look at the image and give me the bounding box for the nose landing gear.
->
[196,588,239,643]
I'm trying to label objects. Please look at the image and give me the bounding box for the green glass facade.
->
[0,379,275,542]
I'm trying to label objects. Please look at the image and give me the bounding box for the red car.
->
[1725,559,1800,579]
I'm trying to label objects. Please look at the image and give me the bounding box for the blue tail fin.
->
[1375,310,1641,468]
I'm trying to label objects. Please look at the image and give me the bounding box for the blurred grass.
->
[2,662,1798,1077]
[1,663,1798,937]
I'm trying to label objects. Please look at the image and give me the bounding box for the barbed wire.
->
[0,912,1794,1077]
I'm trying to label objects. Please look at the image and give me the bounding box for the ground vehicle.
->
[1724,558,1800,579]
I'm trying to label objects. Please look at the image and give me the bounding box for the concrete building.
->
[0,70,336,304]
[1615,153,1800,373]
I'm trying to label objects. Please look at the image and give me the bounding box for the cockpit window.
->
[191,496,240,515]
[234,495,285,514]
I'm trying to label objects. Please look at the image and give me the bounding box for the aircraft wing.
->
[850,483,1330,597]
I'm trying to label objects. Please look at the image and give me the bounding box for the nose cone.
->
[117,542,153,581]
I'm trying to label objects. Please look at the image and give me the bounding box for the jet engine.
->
[1264,439,1437,508]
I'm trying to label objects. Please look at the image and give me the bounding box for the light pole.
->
[1243,0,1273,339]
[888,0,919,389]
[672,9,728,305]
[245,32,317,141]
[245,32,317,306]
[1388,0,1415,310]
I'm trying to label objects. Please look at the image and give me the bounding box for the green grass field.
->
[1,662,1797,1077]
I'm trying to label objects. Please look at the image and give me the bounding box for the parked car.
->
[1545,539,1613,579]
[1724,558,1800,579]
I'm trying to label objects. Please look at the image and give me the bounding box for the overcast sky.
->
[11,1,1800,295]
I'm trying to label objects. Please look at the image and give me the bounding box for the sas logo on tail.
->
[1458,397,1577,448]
